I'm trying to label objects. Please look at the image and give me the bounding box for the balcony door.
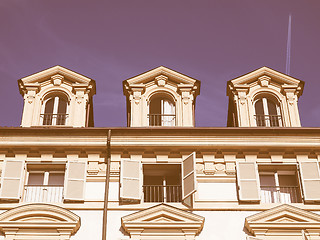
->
[254,97,282,127]
[24,168,64,203]
[259,170,301,204]
[41,95,68,125]
[149,96,175,126]
[143,164,182,202]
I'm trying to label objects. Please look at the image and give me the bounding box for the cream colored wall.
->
[197,182,237,201]
[195,211,258,240]
[71,210,103,240]
[85,182,105,200]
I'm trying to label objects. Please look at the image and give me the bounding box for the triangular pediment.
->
[123,66,200,86]
[121,204,204,235]
[245,204,320,235]
[19,65,94,85]
[122,203,204,223]
[229,67,304,87]
[247,204,320,223]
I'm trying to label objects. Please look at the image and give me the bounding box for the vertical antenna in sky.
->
[286,14,292,75]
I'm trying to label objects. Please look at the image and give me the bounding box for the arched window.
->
[148,95,175,126]
[41,94,69,125]
[254,96,282,127]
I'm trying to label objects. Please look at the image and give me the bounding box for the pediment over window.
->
[245,204,320,239]
[0,203,80,239]
[122,204,204,239]
[123,66,200,87]
[228,66,304,88]
[19,65,95,86]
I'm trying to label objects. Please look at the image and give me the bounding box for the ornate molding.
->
[122,204,204,239]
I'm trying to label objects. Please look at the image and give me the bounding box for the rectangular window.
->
[143,164,182,203]
[23,164,65,203]
[259,165,302,203]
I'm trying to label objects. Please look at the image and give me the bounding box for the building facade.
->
[0,65,319,240]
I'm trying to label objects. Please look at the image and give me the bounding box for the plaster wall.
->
[71,209,259,240]
[71,210,103,240]
[85,182,105,200]
[194,211,258,240]
[197,182,237,201]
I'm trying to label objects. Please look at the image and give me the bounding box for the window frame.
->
[40,93,69,126]
[148,93,176,127]
[253,95,282,127]
[142,163,182,203]
[258,166,302,204]
[26,170,65,186]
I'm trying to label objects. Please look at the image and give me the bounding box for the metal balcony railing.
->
[23,185,64,203]
[40,113,68,125]
[254,114,282,127]
[260,186,301,203]
[143,185,182,202]
[148,114,176,126]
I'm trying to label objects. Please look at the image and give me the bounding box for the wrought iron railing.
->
[23,185,64,203]
[143,185,182,202]
[255,114,282,127]
[148,114,176,126]
[40,113,68,125]
[260,186,301,203]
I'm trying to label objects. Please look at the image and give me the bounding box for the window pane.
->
[44,98,54,114]
[57,98,67,114]
[278,174,297,186]
[149,98,161,114]
[259,175,275,186]
[267,99,278,115]
[255,99,264,115]
[28,173,44,185]
[48,173,64,186]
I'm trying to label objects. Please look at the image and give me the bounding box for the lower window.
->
[23,164,65,203]
[143,164,182,203]
[259,165,302,203]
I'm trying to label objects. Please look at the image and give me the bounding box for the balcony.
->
[143,185,182,202]
[255,114,282,127]
[40,113,68,125]
[23,185,64,203]
[148,114,175,126]
[260,186,301,203]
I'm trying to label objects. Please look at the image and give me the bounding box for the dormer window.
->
[254,96,282,127]
[123,66,200,127]
[148,95,175,126]
[227,67,304,127]
[41,94,69,126]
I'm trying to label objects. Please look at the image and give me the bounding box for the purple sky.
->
[1,0,319,127]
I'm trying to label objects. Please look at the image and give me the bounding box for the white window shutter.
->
[64,160,87,202]
[299,161,320,202]
[0,159,25,201]
[120,159,141,201]
[236,162,260,202]
[182,152,197,204]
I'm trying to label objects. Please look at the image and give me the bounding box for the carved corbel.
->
[23,84,40,104]
[233,85,249,105]
[133,91,141,105]
[282,85,299,106]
